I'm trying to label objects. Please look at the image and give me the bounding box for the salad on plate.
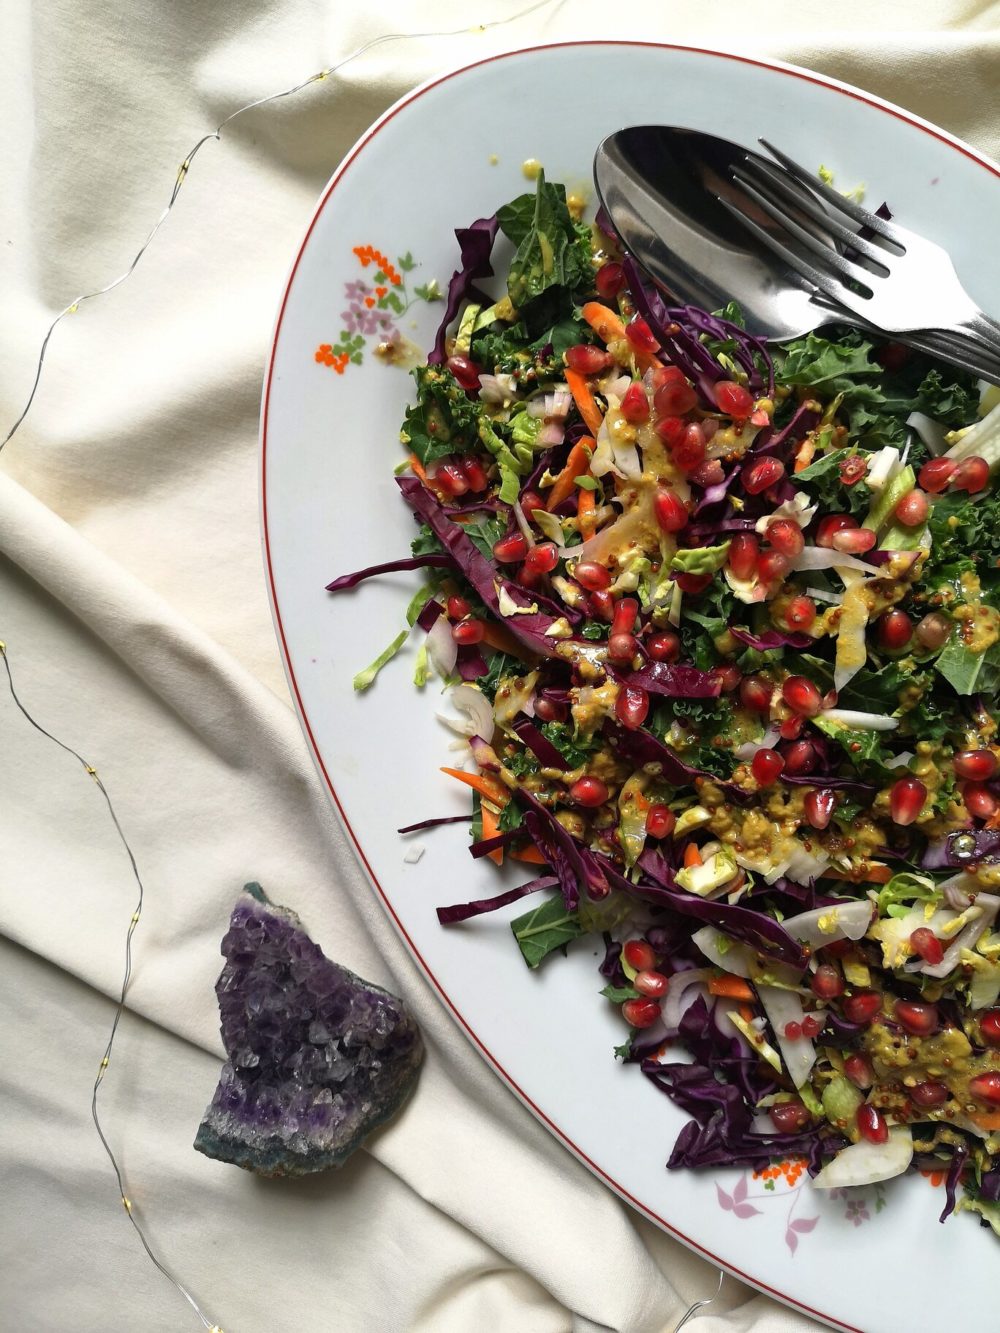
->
[328,169,1000,1230]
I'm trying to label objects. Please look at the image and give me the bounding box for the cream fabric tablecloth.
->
[2,4,998,1330]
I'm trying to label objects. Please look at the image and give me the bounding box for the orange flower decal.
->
[352,245,402,285]
[753,1158,807,1187]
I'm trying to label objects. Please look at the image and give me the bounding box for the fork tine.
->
[737,158,892,269]
[715,194,857,309]
[730,169,877,292]
[758,138,905,246]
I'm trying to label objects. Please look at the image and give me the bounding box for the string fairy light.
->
[1,641,222,1330]
[2,5,729,1327]
[0,0,560,455]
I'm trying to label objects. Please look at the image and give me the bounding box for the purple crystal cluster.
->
[195,883,423,1176]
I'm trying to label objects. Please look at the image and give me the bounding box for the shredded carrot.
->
[793,439,816,474]
[683,842,704,868]
[738,1003,756,1024]
[547,436,594,511]
[480,801,504,866]
[564,370,605,439]
[577,485,597,539]
[480,621,530,659]
[511,844,548,865]
[819,862,892,885]
[408,452,449,500]
[580,300,657,371]
[440,767,508,807]
[969,1109,1000,1131]
[709,975,756,1001]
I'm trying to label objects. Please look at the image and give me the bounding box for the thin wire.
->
[0,643,218,1330]
[673,1270,726,1331]
[0,0,558,455]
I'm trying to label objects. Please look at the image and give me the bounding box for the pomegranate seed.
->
[654,415,686,448]
[690,459,725,488]
[620,381,651,423]
[844,1054,875,1089]
[779,716,804,741]
[645,804,676,839]
[916,611,952,650]
[842,992,881,1024]
[710,664,742,694]
[653,379,697,416]
[804,788,836,830]
[570,776,609,807]
[435,461,469,496]
[574,560,611,592]
[831,527,877,554]
[785,595,817,631]
[877,609,913,651]
[647,631,681,662]
[889,776,927,825]
[783,1020,803,1040]
[757,550,791,584]
[811,964,845,999]
[459,457,489,493]
[954,749,999,782]
[981,1011,1000,1047]
[595,262,625,299]
[493,532,528,563]
[524,542,559,575]
[801,1014,823,1038]
[969,1072,1000,1104]
[769,1100,811,1132]
[743,457,786,495]
[782,675,822,717]
[446,354,484,391]
[783,739,816,775]
[607,632,639,664]
[625,317,660,355]
[672,425,707,473]
[532,696,561,723]
[654,488,689,533]
[727,533,759,580]
[615,684,650,730]
[751,748,785,787]
[519,491,545,520]
[816,514,857,548]
[715,380,754,418]
[611,597,639,635]
[740,674,773,712]
[856,1104,888,1144]
[676,572,712,594]
[895,488,930,527]
[839,454,868,486]
[447,595,471,620]
[653,366,688,388]
[565,343,612,375]
[919,457,957,494]
[964,782,1000,820]
[894,1000,938,1037]
[875,342,911,371]
[635,969,669,998]
[589,589,615,621]
[622,997,661,1028]
[623,939,656,972]
[452,619,485,645]
[909,927,944,966]
[953,456,989,493]
[910,1080,949,1108]
[767,518,805,558]
[822,938,853,960]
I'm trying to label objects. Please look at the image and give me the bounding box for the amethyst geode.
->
[195,883,423,1175]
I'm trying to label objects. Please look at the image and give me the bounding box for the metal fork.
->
[719,138,1000,365]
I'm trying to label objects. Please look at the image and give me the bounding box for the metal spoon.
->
[594,125,1000,384]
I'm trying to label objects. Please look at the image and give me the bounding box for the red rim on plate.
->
[261,42,1000,1331]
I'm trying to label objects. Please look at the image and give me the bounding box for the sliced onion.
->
[611,439,642,479]
[820,708,899,731]
[537,421,566,447]
[906,410,949,456]
[533,509,566,545]
[784,844,833,885]
[604,374,632,400]
[512,501,537,548]
[791,546,878,577]
[812,1126,913,1189]
[435,684,494,742]
[735,726,780,760]
[783,899,873,949]
[426,617,458,678]
[691,927,754,978]
[545,389,572,418]
[756,985,821,1089]
[866,444,904,490]
[525,396,548,418]
[887,750,915,769]
[664,967,713,1030]
[753,491,817,534]
[919,892,1000,979]
[805,585,843,605]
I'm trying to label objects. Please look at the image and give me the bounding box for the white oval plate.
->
[261,43,1000,1332]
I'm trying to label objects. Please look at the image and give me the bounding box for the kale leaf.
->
[401,365,483,465]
